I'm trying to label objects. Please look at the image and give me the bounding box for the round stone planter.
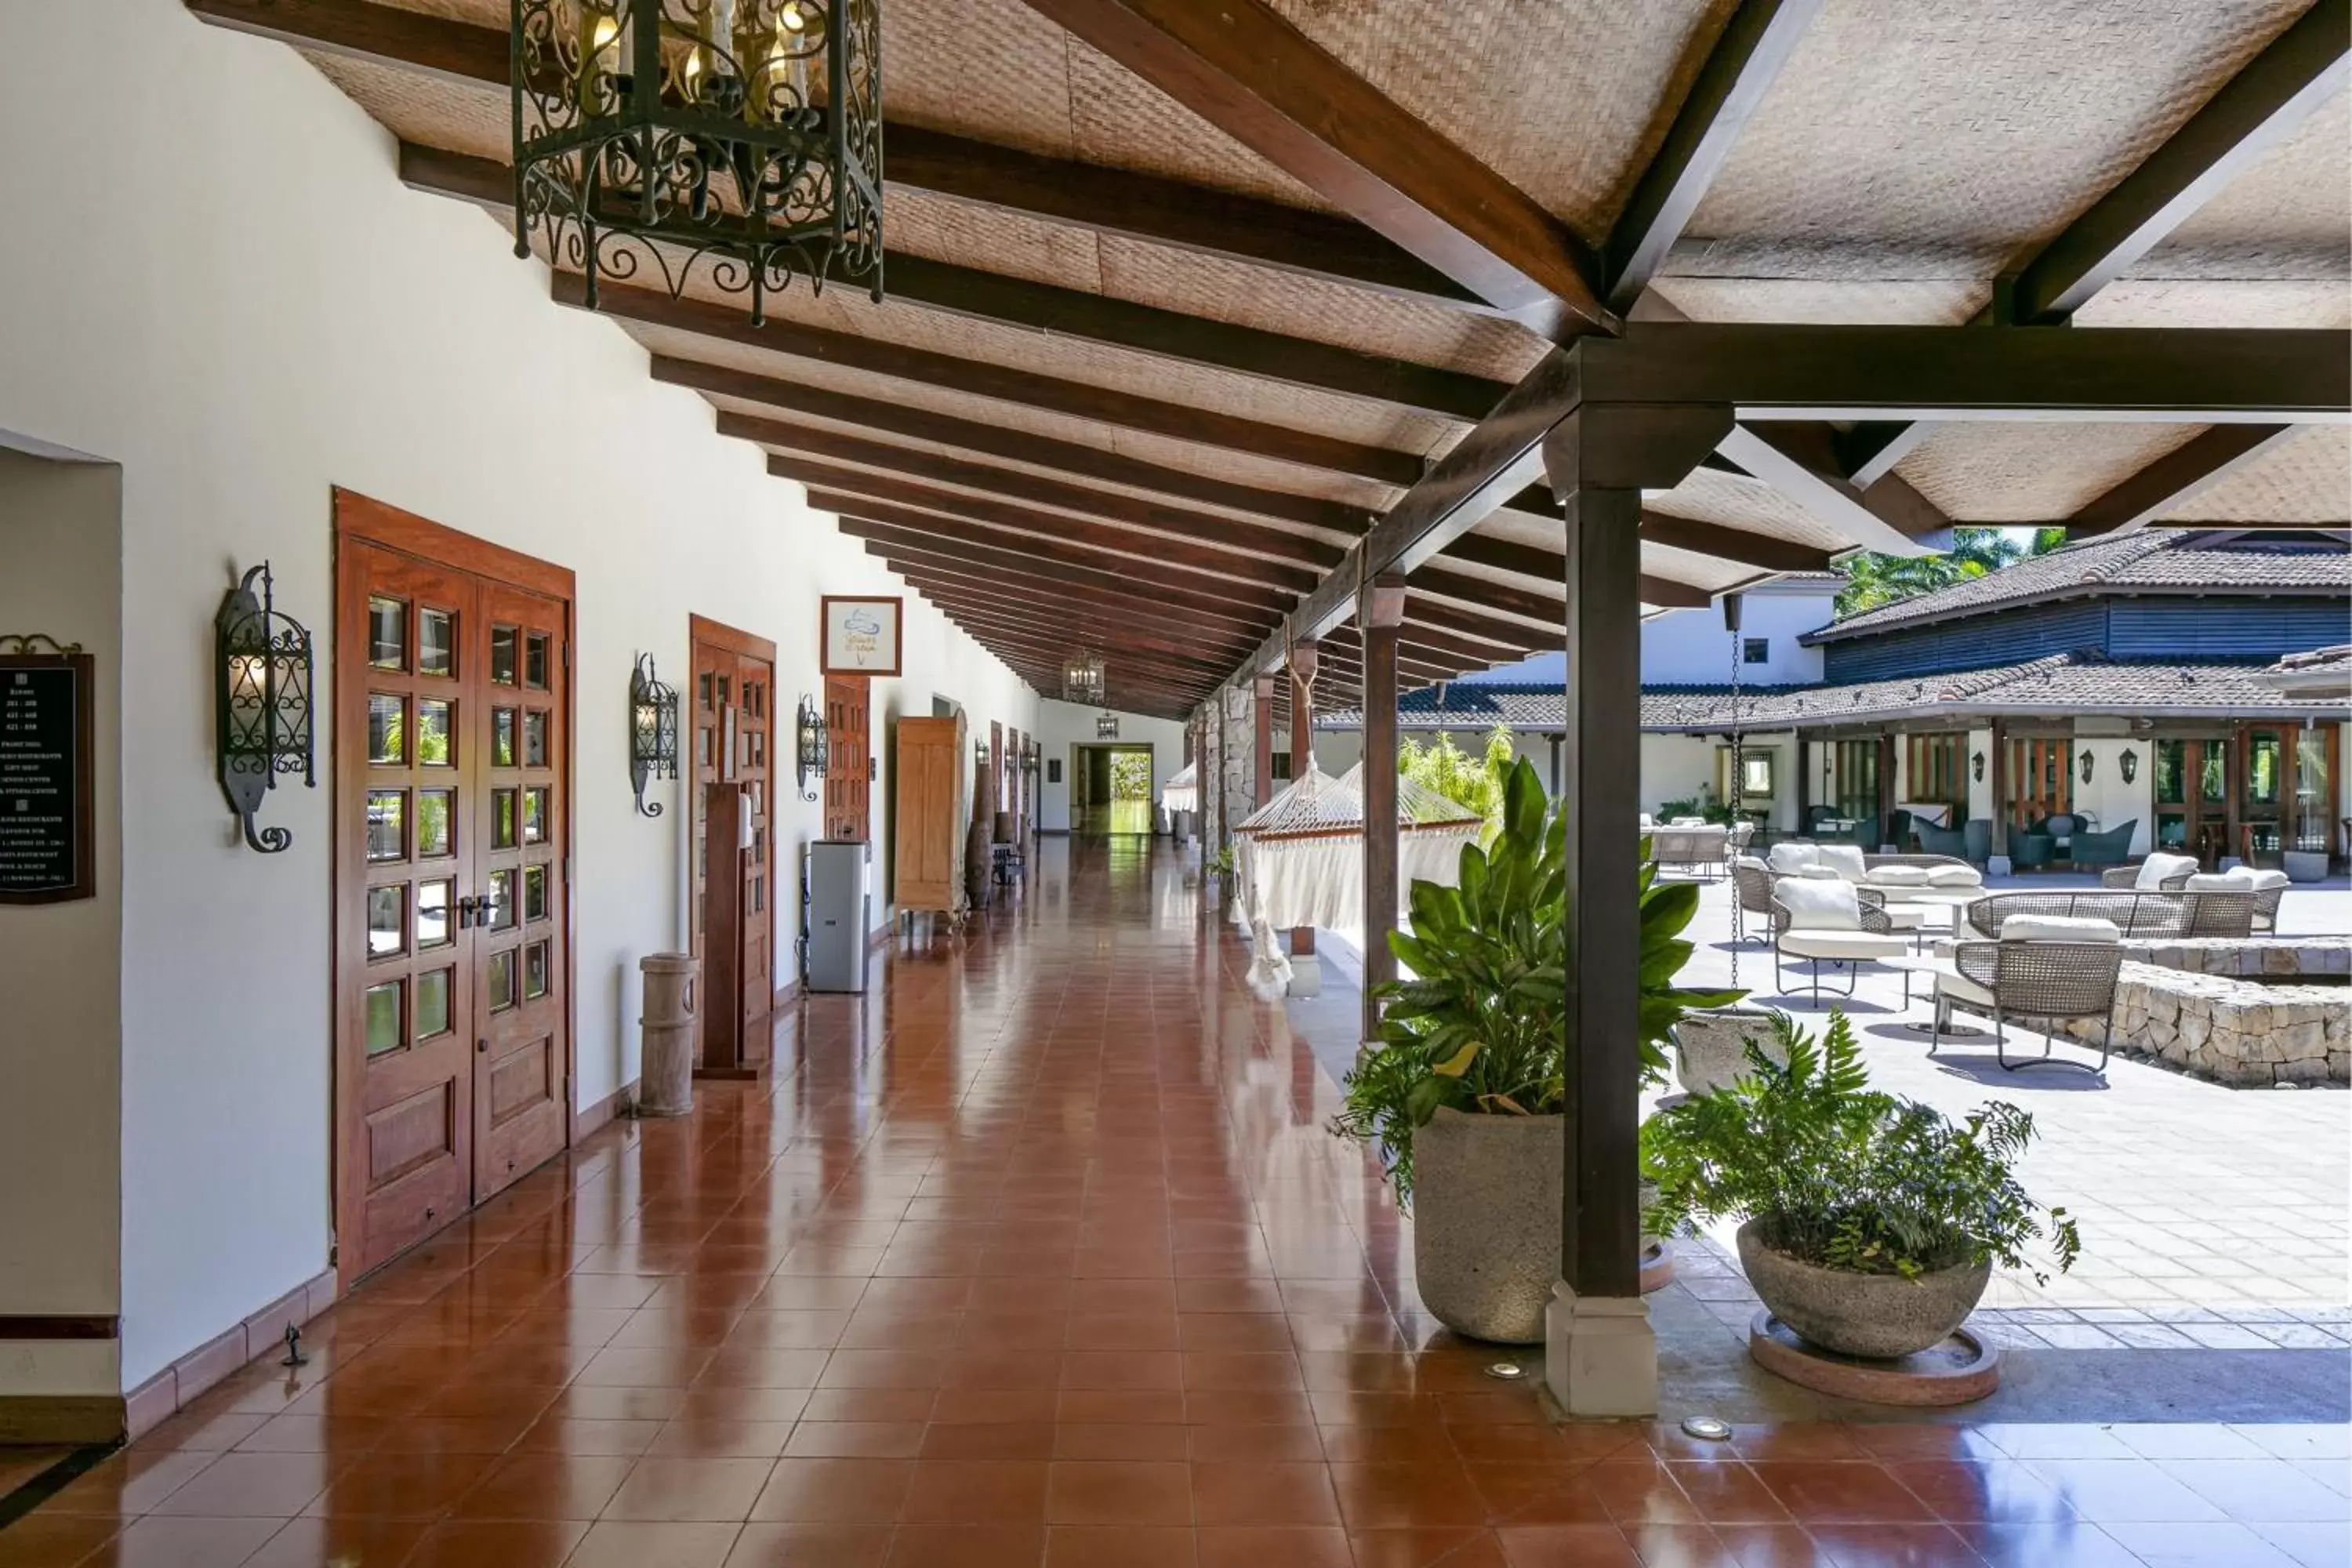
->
[1736,1219,1989,1361]
[1412,1109,1561,1345]
[1672,1008,1784,1098]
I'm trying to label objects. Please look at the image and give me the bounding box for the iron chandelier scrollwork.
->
[216,564,315,854]
[511,0,884,326]
[1062,646,1105,707]
[795,691,829,801]
[630,652,681,816]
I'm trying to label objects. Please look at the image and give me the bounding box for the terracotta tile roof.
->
[1803,532,2351,644]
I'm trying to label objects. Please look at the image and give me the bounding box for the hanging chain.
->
[1727,622,1745,986]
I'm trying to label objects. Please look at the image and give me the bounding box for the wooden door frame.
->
[331,489,577,1291]
[687,614,779,1067]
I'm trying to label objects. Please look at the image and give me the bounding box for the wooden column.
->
[1795,734,1811,830]
[1989,718,2009,861]
[1878,731,1898,850]
[1253,675,1276,807]
[1289,643,1319,957]
[1360,581,1405,1043]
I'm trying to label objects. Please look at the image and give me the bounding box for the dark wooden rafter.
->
[844,521,1286,624]
[909,586,1257,663]
[757,442,1348,567]
[1602,0,1825,311]
[933,617,1236,681]
[1436,533,1714,609]
[2063,424,2305,537]
[791,474,1325,592]
[1016,0,1611,336]
[887,561,1262,649]
[875,550,1279,638]
[1633,513,1836,573]
[666,358,1372,530]
[1717,421,1951,557]
[2009,1,2352,324]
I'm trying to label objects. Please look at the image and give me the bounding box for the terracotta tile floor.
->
[3,839,2347,1566]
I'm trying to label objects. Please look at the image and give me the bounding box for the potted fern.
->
[1642,1011,2082,1360]
[1332,758,1739,1343]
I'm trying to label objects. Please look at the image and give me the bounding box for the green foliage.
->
[1204,844,1236,878]
[1836,528,2027,617]
[1331,757,1743,1203]
[1640,1012,2082,1283]
[1108,750,1152,802]
[1398,725,1516,830]
[1655,796,1740,827]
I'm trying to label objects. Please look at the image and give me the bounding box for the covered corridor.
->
[4,841,2343,1568]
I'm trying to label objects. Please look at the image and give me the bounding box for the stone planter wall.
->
[2114,936,2350,979]
[2060,961,2350,1086]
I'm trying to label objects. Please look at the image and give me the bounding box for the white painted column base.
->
[1988,855,2013,877]
[1544,1283,1657,1417]
[1284,956,1322,1000]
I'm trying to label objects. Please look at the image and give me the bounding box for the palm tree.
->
[1835,527,2027,616]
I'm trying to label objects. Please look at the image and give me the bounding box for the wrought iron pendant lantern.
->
[1062,647,1105,707]
[1095,712,1119,739]
[795,691,830,800]
[215,564,315,854]
[512,0,883,325]
[630,653,681,815]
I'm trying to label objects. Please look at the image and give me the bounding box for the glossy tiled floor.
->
[4,837,2347,1567]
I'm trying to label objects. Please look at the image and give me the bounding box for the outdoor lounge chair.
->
[2069,819,2138,868]
[1915,821,1969,859]
[1958,888,2256,942]
[1936,916,2125,1074]
[1652,824,1730,879]
[2185,869,2290,934]
[1770,880,1911,1006]
[2010,830,2058,869]
[2101,851,2198,892]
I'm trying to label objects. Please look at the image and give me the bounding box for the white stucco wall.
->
[0,1,1036,1390]
[1636,583,1835,686]
[0,449,125,1399]
[1033,699,1185,831]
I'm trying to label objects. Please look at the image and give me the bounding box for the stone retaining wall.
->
[2114,936,2351,979]
[2061,961,2349,1087]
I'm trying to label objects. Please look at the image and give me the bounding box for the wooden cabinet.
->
[893,716,962,916]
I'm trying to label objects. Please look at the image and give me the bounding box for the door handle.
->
[477,1036,489,1055]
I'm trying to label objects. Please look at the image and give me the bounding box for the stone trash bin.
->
[637,952,699,1116]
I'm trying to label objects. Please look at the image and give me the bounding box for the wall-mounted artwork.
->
[1047,759,1062,785]
[820,596,902,677]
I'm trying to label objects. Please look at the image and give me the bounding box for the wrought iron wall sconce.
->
[1971,750,1985,782]
[2119,749,2139,784]
[1020,738,1040,776]
[2079,749,2095,785]
[215,563,314,854]
[795,692,829,802]
[975,739,991,771]
[630,654,679,817]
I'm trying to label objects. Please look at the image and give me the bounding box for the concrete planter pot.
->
[1737,1219,1989,1360]
[1672,1008,1784,1098]
[1413,1108,1560,1345]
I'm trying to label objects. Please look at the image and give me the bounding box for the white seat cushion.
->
[1926,865,1983,887]
[1998,914,2122,943]
[1733,855,1769,874]
[1776,878,1861,931]
[1781,931,1909,960]
[1798,864,1844,879]
[1817,844,1867,882]
[1767,842,1820,875]
[2184,873,2243,891]
[2244,869,2291,891]
[1936,968,1997,1008]
[1866,865,1930,887]
[1878,904,1927,931]
[1669,816,1707,828]
[2135,851,2200,889]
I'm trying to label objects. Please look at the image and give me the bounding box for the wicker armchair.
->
[1730,856,1778,946]
[1769,884,1911,1005]
[1959,888,2256,942]
[1940,936,2125,1073]
[2071,819,2137,867]
[1653,824,1730,879]
[1915,822,1969,858]
[2101,864,2192,891]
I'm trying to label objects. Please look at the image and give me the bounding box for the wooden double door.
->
[336,495,572,1280]
[691,619,775,1066]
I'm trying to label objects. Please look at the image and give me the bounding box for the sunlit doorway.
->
[1070,742,1155,836]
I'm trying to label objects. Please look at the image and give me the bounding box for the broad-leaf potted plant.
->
[1331,757,1740,1343]
[1642,1011,2082,1360]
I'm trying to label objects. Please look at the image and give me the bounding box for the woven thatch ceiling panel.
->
[1261,0,1736,240]
[682,360,1120,451]
[1468,509,1563,552]
[1899,423,2208,523]
[888,188,1108,292]
[884,0,1091,160]
[1643,543,1760,593]
[303,49,508,160]
[1649,276,1987,325]
[372,0,501,24]
[1102,430,1394,513]
[1688,0,2315,267]
[1644,473,1858,555]
[1060,38,1328,209]
[2159,426,2352,522]
[2078,278,2352,328]
[2158,85,2351,264]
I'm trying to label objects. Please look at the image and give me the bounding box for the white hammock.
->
[1162,760,1198,815]
[1231,763,1484,996]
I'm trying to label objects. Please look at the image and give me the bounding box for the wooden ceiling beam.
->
[1436,533,1718,610]
[2010,1,2352,324]
[848,524,1287,626]
[1634,512,1837,574]
[927,614,1238,680]
[890,565,1259,655]
[881,551,1276,633]
[1603,0,1824,311]
[1018,0,1611,336]
[1718,422,1951,557]
[754,437,1348,568]
[904,584,1256,662]
[2063,424,2304,538]
[793,474,1323,593]
[1399,596,1557,655]
[657,357,1370,531]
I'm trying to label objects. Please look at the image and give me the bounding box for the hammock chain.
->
[1727,619,1746,987]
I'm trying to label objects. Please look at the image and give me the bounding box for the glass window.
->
[698,728,713,769]
[2200,743,2227,805]
[417,789,454,858]
[488,869,517,930]
[492,788,517,850]
[416,699,452,765]
[367,695,404,765]
[1741,753,1774,797]
[525,633,550,690]
[524,710,549,768]
[490,625,518,686]
[365,980,403,1056]
[2246,731,2282,808]
[492,708,517,768]
[367,597,406,671]
[524,940,550,1000]
[522,786,549,844]
[416,879,454,948]
[415,967,452,1040]
[1742,637,1769,665]
[488,949,517,1013]
[523,864,548,923]
[2154,739,2187,805]
[418,608,455,677]
[699,672,715,712]
[366,791,405,862]
[366,884,405,958]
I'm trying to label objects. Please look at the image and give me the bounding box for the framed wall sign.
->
[821,596,903,677]
[0,635,96,904]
